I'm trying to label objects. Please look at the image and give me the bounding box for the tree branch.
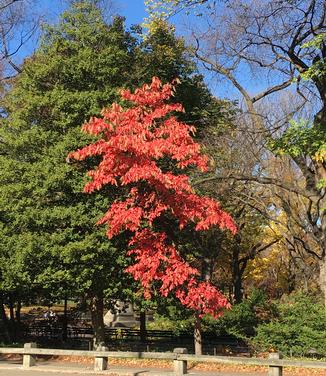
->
[193,174,315,200]
[293,235,322,260]
[192,40,252,104]
[0,0,22,11]
[252,78,294,103]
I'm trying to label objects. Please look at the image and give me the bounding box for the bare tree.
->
[152,0,326,303]
[0,0,40,80]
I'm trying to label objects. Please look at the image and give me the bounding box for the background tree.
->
[0,0,40,80]
[0,1,139,346]
[147,0,326,304]
[246,214,320,298]
[70,77,236,354]
[0,0,232,346]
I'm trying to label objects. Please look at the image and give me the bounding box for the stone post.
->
[173,348,188,375]
[94,346,108,371]
[23,342,37,368]
[268,352,283,376]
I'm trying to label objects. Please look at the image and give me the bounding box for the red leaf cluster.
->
[70,77,236,317]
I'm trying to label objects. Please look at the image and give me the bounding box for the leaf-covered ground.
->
[3,354,326,375]
[55,356,326,375]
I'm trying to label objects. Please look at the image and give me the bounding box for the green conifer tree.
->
[0,1,229,345]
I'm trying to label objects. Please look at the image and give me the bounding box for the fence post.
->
[23,342,37,368]
[173,348,188,375]
[94,346,108,371]
[268,352,283,376]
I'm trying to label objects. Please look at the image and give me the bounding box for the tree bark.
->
[232,244,243,303]
[12,299,22,340]
[8,295,14,322]
[62,296,68,341]
[0,300,7,323]
[192,6,326,304]
[287,269,296,295]
[0,298,10,342]
[15,299,21,324]
[139,310,146,343]
[320,258,326,308]
[233,271,243,304]
[90,294,106,349]
[194,313,202,355]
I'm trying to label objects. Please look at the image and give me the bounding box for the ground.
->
[1,355,326,375]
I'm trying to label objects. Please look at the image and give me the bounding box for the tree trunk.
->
[287,273,296,294]
[232,245,243,303]
[90,294,106,349]
[15,299,21,324]
[233,271,243,303]
[0,298,10,342]
[0,300,7,323]
[62,296,68,341]
[139,310,146,343]
[320,258,326,308]
[8,295,14,322]
[194,313,202,355]
[287,256,296,294]
[13,299,22,340]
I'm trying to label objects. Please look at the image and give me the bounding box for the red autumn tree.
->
[70,77,236,318]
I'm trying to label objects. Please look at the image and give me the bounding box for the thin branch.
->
[239,238,280,264]
[252,78,294,103]
[192,39,252,104]
[293,235,322,260]
[193,174,315,200]
[0,0,22,11]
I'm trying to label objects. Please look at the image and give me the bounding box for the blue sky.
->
[115,0,147,26]
[37,0,147,27]
[13,0,262,101]
[17,0,147,47]
[14,0,148,70]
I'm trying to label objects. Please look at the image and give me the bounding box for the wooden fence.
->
[25,325,247,353]
[1,343,326,376]
[27,324,233,342]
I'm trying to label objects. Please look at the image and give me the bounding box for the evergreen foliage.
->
[253,294,326,357]
[0,0,227,343]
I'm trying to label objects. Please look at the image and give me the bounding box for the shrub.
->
[149,290,279,342]
[252,293,326,357]
[202,289,276,340]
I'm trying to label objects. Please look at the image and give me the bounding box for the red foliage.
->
[70,77,236,317]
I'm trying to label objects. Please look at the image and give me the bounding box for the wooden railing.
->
[0,343,326,375]
[27,324,242,340]
[26,325,206,340]
[25,325,246,352]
